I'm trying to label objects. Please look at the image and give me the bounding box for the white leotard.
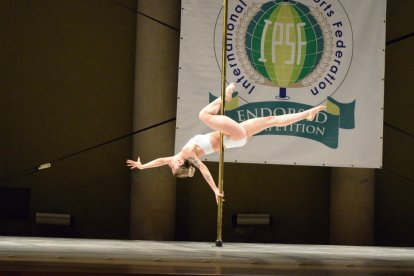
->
[223,135,247,149]
[187,134,215,155]
[187,133,247,155]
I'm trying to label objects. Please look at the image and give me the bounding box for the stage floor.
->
[0,236,413,275]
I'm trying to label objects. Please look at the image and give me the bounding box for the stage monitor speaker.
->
[35,213,71,226]
[234,214,272,226]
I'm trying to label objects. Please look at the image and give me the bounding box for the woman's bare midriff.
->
[209,132,221,152]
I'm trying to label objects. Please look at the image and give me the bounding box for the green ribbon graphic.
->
[209,93,355,149]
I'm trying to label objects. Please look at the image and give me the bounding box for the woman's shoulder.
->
[183,143,208,160]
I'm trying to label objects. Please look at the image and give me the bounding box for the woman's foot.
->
[225,82,236,102]
[306,105,325,121]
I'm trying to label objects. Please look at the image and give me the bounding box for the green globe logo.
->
[244,0,325,99]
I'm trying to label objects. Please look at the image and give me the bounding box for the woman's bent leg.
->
[198,83,246,139]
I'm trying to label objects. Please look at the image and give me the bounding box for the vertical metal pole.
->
[215,0,228,247]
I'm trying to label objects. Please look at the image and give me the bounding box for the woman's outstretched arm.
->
[187,156,224,204]
[126,156,172,170]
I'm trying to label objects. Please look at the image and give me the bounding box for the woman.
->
[127,83,325,203]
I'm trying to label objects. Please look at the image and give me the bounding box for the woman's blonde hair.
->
[173,160,195,178]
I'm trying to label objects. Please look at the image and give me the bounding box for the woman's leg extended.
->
[198,83,246,139]
[241,106,325,137]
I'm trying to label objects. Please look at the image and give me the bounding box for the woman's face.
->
[169,155,185,174]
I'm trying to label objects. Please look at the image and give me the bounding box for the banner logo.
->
[213,0,355,148]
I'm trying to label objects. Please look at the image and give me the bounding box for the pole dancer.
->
[126,83,325,204]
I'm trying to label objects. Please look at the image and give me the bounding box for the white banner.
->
[176,0,386,168]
